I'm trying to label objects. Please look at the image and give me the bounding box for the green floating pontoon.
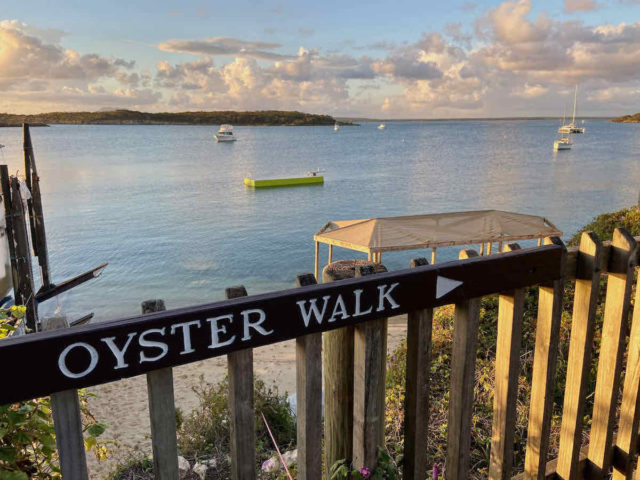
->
[244,172,324,188]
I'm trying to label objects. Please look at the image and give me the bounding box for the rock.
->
[193,462,208,480]
[261,456,280,473]
[178,456,191,479]
[282,449,298,467]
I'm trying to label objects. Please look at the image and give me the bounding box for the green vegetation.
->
[612,113,640,123]
[570,205,640,244]
[0,110,347,127]
[0,309,111,479]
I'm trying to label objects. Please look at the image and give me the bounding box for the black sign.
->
[0,245,562,404]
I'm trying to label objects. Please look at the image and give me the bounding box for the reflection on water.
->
[0,120,637,321]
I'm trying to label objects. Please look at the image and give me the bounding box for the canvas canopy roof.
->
[314,210,562,254]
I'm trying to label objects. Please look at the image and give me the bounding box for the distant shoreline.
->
[0,109,352,127]
[336,116,615,122]
[611,113,640,123]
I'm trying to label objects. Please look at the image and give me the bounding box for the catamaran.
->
[554,134,573,151]
[558,86,585,134]
[214,124,237,142]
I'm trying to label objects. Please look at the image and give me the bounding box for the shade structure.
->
[313,210,562,278]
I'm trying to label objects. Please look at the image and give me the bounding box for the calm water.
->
[0,120,638,321]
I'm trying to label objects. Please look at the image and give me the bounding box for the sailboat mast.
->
[572,85,578,124]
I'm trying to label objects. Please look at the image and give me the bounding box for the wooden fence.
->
[1,229,639,480]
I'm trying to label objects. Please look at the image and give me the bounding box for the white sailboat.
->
[558,86,585,134]
[377,123,386,130]
[334,122,339,131]
[554,108,573,151]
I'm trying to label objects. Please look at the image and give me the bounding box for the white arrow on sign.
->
[436,276,464,299]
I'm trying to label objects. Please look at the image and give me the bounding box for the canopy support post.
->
[480,243,485,255]
[431,247,437,264]
[487,242,493,255]
[368,251,372,262]
[537,237,542,246]
[498,241,503,252]
[378,252,382,264]
[314,242,320,280]
[328,245,333,265]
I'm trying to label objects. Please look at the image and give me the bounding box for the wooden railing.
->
[1,229,639,480]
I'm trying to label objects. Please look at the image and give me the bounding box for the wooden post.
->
[431,247,437,264]
[23,124,51,287]
[556,232,603,480]
[142,299,179,480]
[403,257,432,480]
[446,249,481,480]
[44,316,89,480]
[314,242,320,280]
[352,264,388,471]
[322,263,356,473]
[295,274,322,480]
[537,237,543,247]
[1,166,19,301]
[10,177,37,330]
[587,228,637,477]
[328,244,333,264]
[480,243,485,255]
[226,285,256,480]
[498,241,503,252]
[487,242,493,255]
[612,268,640,480]
[489,243,525,480]
[524,237,567,480]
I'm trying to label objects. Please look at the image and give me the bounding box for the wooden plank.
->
[403,257,433,480]
[1,165,19,302]
[432,247,437,264]
[10,177,37,330]
[564,235,640,280]
[489,243,526,480]
[226,285,256,480]
[587,228,637,478]
[295,274,322,480]
[0,244,564,405]
[612,269,640,480]
[556,232,603,480]
[314,241,320,280]
[322,264,355,472]
[44,315,89,480]
[353,264,388,470]
[23,124,51,287]
[446,248,481,480]
[523,237,567,480]
[142,299,179,480]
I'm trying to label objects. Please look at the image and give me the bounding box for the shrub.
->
[570,205,640,245]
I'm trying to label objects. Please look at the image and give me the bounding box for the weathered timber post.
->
[556,232,603,480]
[446,248,481,480]
[44,316,89,480]
[226,285,256,480]
[489,243,525,480]
[403,257,432,480]
[142,299,179,480]
[322,260,385,473]
[295,274,322,480]
[1,166,19,300]
[524,237,567,480]
[587,228,637,477]
[352,263,388,471]
[10,177,37,330]
[23,124,51,287]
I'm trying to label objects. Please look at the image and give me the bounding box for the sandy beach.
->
[86,316,408,479]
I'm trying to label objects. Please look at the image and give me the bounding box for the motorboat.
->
[558,86,585,134]
[377,123,386,130]
[334,123,339,131]
[214,124,237,142]
[554,135,572,151]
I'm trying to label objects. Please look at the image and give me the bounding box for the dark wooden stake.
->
[23,123,51,288]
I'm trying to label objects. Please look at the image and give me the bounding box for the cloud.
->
[158,37,294,61]
[565,0,599,12]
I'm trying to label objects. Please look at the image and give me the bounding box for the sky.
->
[1,0,640,118]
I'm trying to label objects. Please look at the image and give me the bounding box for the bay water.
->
[0,119,638,321]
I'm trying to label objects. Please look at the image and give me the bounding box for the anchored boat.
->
[244,170,324,188]
[214,124,237,142]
